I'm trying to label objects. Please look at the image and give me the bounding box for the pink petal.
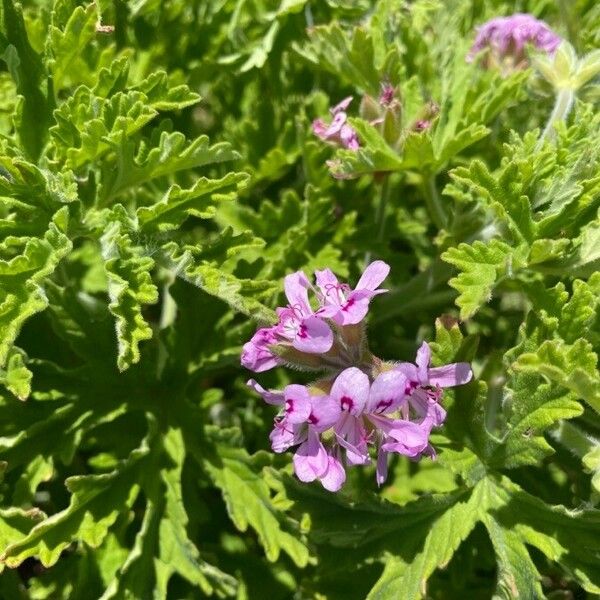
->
[337,290,372,325]
[283,271,312,316]
[309,395,341,431]
[247,379,284,405]
[429,363,473,388]
[283,384,313,424]
[314,268,340,300]
[312,119,328,139]
[292,316,333,354]
[330,96,353,114]
[323,112,346,137]
[293,429,329,482]
[320,455,346,492]
[395,362,419,388]
[355,260,390,292]
[270,420,305,453]
[415,341,431,382]
[335,413,370,465]
[376,448,388,486]
[330,367,370,415]
[366,370,408,414]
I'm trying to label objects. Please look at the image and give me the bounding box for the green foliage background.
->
[0,0,599,597]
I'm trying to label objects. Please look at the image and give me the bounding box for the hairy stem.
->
[364,175,391,267]
[537,88,576,148]
[421,173,446,230]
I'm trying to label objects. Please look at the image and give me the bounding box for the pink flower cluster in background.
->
[242,262,472,491]
[312,96,360,150]
[468,13,561,64]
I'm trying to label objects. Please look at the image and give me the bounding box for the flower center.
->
[340,396,354,412]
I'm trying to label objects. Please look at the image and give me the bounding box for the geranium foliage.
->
[0,0,599,598]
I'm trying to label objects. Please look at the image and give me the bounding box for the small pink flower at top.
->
[315,260,390,326]
[241,262,390,373]
[468,13,561,64]
[312,96,360,150]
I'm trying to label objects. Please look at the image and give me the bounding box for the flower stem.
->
[421,173,446,230]
[364,175,391,267]
[537,87,575,148]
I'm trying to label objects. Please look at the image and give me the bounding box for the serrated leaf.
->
[367,479,487,599]
[0,346,32,400]
[130,70,201,111]
[200,428,309,567]
[0,429,151,568]
[0,0,50,159]
[100,209,159,370]
[101,427,236,599]
[163,242,276,324]
[50,87,157,169]
[0,216,72,366]
[513,338,600,414]
[99,132,240,203]
[45,4,98,92]
[137,172,249,233]
[441,239,514,319]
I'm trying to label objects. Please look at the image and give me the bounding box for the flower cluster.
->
[312,96,360,150]
[468,13,561,67]
[242,262,472,491]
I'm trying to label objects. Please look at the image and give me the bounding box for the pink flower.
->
[315,260,390,326]
[312,96,360,150]
[241,263,390,373]
[241,327,283,372]
[468,14,561,63]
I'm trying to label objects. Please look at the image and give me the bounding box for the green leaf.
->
[50,87,157,169]
[162,242,277,324]
[0,215,72,366]
[45,4,98,93]
[100,208,159,371]
[101,427,236,599]
[0,427,151,568]
[513,338,600,414]
[200,427,309,567]
[130,70,201,111]
[0,346,32,400]
[0,0,50,159]
[367,479,487,599]
[136,172,249,233]
[441,239,515,319]
[99,132,241,203]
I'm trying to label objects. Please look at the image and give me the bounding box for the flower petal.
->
[270,420,305,453]
[292,316,333,354]
[283,271,312,315]
[293,429,329,482]
[376,448,389,487]
[330,96,353,114]
[320,454,346,492]
[309,395,341,431]
[355,260,390,292]
[415,341,431,382]
[247,379,284,405]
[330,367,370,415]
[335,413,370,465]
[429,363,473,387]
[240,327,281,373]
[283,384,313,423]
[366,370,408,414]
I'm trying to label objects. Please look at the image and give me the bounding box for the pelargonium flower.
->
[241,262,390,373]
[315,260,390,326]
[468,14,561,65]
[248,343,472,491]
[312,96,360,150]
